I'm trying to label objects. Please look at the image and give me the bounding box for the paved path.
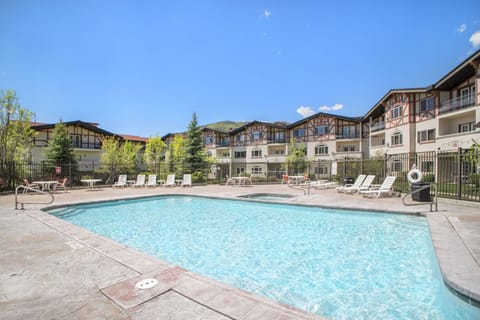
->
[1,184,479,319]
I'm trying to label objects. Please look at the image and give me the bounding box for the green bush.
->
[469,173,480,187]
[423,173,435,183]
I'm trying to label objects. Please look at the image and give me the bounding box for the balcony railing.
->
[336,133,360,140]
[216,142,231,147]
[439,93,477,115]
[267,138,286,144]
[73,143,102,149]
[371,122,385,132]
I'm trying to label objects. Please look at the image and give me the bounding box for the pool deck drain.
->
[1,184,479,319]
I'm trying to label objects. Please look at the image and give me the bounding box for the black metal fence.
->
[2,147,479,201]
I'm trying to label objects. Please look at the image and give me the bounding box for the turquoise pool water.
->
[50,196,480,320]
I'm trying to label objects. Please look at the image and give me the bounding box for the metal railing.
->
[439,93,477,114]
[15,185,54,210]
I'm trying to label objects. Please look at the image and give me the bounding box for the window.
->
[236,167,245,175]
[293,128,305,137]
[342,145,355,152]
[251,131,262,141]
[236,134,245,142]
[220,151,230,157]
[419,97,434,112]
[234,151,246,158]
[391,105,402,119]
[314,125,329,136]
[204,136,213,145]
[251,149,262,158]
[417,129,435,143]
[251,167,262,175]
[342,125,357,139]
[421,161,434,173]
[391,160,403,172]
[391,132,403,146]
[314,144,329,155]
[314,166,328,175]
[274,131,285,142]
[459,122,475,133]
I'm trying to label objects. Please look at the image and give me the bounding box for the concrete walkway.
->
[1,184,479,319]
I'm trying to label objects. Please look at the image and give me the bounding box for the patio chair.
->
[344,175,376,194]
[164,174,176,187]
[336,174,366,193]
[225,174,235,186]
[181,174,192,187]
[132,174,145,188]
[23,178,40,193]
[53,177,68,193]
[146,174,157,187]
[281,174,289,184]
[361,176,397,199]
[113,175,127,188]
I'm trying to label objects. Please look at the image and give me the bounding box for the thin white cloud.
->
[264,9,271,18]
[469,31,480,48]
[297,106,315,117]
[457,24,467,33]
[319,103,344,112]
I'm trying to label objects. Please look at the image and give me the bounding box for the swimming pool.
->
[49,196,480,320]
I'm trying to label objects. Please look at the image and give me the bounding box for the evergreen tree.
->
[184,113,206,172]
[44,121,77,165]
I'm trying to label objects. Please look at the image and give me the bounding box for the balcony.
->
[216,142,231,147]
[336,133,360,140]
[264,154,286,163]
[371,122,385,132]
[439,93,477,115]
[267,138,286,144]
[73,142,102,150]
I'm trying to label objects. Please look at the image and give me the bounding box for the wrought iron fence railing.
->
[1,147,479,201]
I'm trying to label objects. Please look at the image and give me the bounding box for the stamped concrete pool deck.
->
[1,184,479,319]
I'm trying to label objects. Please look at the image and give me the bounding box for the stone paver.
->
[0,184,479,319]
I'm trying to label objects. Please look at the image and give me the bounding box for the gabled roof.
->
[287,111,362,128]
[118,134,148,143]
[435,49,480,90]
[31,120,117,137]
[362,87,432,121]
[229,120,287,135]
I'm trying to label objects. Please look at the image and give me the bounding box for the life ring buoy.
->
[407,168,423,184]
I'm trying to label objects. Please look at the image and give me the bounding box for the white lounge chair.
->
[146,174,157,187]
[311,180,338,189]
[132,174,145,187]
[225,174,235,186]
[164,174,176,187]
[336,175,366,193]
[181,174,192,187]
[361,176,397,198]
[344,175,376,194]
[113,175,127,188]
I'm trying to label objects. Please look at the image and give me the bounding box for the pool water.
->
[50,196,480,320]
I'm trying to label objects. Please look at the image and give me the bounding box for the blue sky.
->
[1,1,479,137]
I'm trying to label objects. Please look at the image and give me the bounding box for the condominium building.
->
[29,50,480,178]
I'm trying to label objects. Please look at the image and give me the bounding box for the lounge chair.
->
[164,174,176,187]
[113,175,127,188]
[361,176,397,198]
[146,174,157,187]
[344,175,376,194]
[225,174,235,186]
[132,174,145,187]
[310,180,338,189]
[53,177,68,193]
[181,174,192,187]
[336,174,366,193]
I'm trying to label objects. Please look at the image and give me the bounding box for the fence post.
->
[457,147,462,199]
